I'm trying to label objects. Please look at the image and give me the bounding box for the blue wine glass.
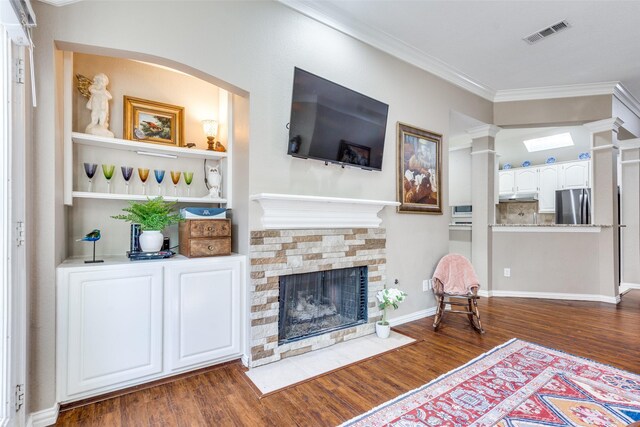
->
[154,169,165,195]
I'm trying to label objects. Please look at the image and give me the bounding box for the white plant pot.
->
[375,321,391,339]
[139,230,164,252]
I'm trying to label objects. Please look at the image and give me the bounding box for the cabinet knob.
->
[207,226,213,231]
[208,245,214,251]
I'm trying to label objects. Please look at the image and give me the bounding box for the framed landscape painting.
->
[123,96,184,147]
[397,122,442,214]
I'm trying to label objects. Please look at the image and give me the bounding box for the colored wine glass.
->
[102,164,115,193]
[183,171,194,197]
[170,171,181,196]
[138,168,150,195]
[84,163,98,192]
[121,166,133,194]
[154,169,165,195]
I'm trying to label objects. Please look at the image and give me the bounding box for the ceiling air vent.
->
[523,20,570,44]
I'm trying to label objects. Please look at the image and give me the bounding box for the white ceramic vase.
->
[139,230,163,252]
[375,321,391,339]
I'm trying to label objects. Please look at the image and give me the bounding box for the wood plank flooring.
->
[55,290,640,426]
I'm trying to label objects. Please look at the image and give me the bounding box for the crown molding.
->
[448,143,472,152]
[494,81,619,102]
[584,117,624,134]
[467,124,501,139]
[278,0,495,101]
[613,83,640,120]
[36,0,83,6]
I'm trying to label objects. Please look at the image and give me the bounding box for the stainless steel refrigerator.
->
[555,188,591,224]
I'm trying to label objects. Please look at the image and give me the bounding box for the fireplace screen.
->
[278,266,368,344]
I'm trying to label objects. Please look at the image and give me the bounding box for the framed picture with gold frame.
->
[397,122,442,214]
[123,96,184,146]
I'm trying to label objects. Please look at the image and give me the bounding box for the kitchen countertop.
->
[490,224,613,227]
[491,223,616,233]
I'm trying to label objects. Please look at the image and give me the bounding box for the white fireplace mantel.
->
[250,193,400,229]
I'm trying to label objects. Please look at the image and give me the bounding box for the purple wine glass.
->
[84,163,98,192]
[121,166,133,194]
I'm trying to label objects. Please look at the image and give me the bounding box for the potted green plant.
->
[375,285,407,338]
[112,197,183,252]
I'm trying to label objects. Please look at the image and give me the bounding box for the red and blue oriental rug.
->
[341,338,640,426]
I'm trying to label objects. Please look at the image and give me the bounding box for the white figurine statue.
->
[85,73,114,138]
[207,165,222,199]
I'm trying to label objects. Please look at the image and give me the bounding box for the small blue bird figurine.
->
[77,229,101,242]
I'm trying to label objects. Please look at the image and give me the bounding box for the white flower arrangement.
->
[376,286,407,326]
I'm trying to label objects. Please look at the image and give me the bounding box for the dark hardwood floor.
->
[55,290,640,426]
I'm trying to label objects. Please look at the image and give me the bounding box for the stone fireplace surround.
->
[249,228,387,367]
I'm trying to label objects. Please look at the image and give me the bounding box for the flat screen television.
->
[287,68,389,171]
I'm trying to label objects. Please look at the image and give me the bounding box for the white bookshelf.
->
[72,191,227,204]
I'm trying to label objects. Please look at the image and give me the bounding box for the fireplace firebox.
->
[278,266,368,344]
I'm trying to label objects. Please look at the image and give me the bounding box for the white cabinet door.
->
[165,258,243,371]
[538,165,559,212]
[561,160,590,189]
[499,170,515,195]
[61,266,163,398]
[515,168,538,193]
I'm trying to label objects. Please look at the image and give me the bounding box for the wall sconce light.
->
[202,119,225,152]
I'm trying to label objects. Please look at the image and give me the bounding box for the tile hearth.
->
[245,331,415,395]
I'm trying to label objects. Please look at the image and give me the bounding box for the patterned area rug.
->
[341,339,640,426]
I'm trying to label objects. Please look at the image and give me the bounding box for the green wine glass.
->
[183,171,194,197]
[102,164,115,193]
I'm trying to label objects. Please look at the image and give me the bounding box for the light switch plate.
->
[504,268,511,277]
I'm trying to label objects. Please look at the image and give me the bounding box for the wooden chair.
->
[432,254,484,334]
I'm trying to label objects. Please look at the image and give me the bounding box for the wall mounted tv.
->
[287,67,389,171]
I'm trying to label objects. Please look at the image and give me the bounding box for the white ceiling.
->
[282,0,640,102]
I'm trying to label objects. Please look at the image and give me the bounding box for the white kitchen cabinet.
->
[499,170,515,195]
[514,168,538,193]
[57,255,246,403]
[560,160,590,189]
[538,165,560,212]
[57,265,164,399]
[164,257,243,372]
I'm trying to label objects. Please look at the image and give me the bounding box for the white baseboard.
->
[478,289,620,304]
[388,307,437,327]
[241,354,250,367]
[620,282,640,294]
[27,403,59,427]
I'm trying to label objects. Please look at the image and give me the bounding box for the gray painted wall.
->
[30,0,492,413]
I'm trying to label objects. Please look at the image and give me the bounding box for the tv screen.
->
[287,68,389,171]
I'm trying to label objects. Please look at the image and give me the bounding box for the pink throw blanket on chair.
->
[432,254,480,295]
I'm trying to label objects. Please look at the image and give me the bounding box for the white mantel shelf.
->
[250,193,400,229]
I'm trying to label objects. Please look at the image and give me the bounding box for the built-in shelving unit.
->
[72,191,227,204]
[72,132,227,161]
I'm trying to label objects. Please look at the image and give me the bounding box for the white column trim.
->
[591,144,619,152]
[583,117,624,134]
[619,139,640,151]
[467,124,501,139]
[470,149,497,156]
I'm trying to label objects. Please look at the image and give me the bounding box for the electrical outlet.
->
[504,268,511,277]
[423,279,433,291]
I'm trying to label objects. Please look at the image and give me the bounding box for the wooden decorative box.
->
[179,219,231,257]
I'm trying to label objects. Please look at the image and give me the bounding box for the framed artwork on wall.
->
[397,122,442,214]
[123,96,184,147]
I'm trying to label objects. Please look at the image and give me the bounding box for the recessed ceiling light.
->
[523,132,574,152]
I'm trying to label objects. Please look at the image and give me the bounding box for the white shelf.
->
[72,132,227,160]
[250,193,399,229]
[72,191,226,204]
